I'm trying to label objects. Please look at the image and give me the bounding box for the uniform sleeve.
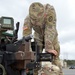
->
[23,16,32,36]
[45,4,58,51]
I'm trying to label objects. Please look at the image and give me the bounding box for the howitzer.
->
[0,16,35,75]
[0,16,21,75]
[0,16,55,75]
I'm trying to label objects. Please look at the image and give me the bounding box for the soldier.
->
[23,2,63,75]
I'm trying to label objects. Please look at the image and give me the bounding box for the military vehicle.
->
[0,16,54,75]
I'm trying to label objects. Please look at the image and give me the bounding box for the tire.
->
[0,64,6,75]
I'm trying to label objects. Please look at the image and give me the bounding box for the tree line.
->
[64,60,75,66]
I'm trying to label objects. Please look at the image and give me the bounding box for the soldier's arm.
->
[23,16,32,37]
[45,4,58,51]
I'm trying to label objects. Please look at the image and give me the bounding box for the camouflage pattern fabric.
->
[38,62,60,75]
[52,57,64,75]
[23,2,63,75]
[23,16,32,36]
[44,4,57,51]
[29,2,44,26]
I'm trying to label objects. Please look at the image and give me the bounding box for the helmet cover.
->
[29,2,44,21]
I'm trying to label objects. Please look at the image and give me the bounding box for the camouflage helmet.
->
[45,4,56,26]
[29,2,44,21]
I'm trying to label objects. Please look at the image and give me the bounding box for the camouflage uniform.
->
[23,2,63,75]
[38,62,60,75]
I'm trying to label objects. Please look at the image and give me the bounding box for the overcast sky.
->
[0,0,75,60]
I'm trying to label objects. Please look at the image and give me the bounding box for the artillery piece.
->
[0,16,54,75]
[0,16,35,75]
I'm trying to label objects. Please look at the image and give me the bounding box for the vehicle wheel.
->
[0,64,6,75]
[0,67,3,75]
